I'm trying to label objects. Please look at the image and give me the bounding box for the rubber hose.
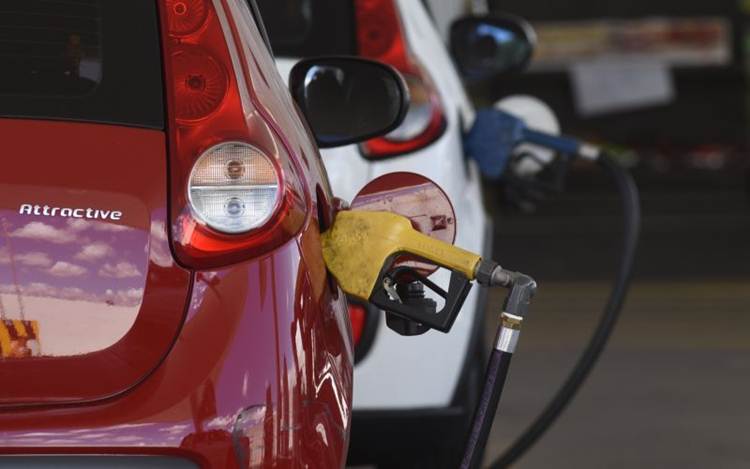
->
[487,153,641,468]
[461,349,514,469]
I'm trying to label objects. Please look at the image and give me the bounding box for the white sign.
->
[571,59,675,116]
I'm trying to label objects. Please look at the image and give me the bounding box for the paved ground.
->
[480,184,750,468]
[482,281,750,468]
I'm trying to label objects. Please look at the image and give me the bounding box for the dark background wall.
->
[485,0,748,149]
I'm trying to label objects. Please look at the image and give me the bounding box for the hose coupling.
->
[503,273,537,318]
[496,312,523,353]
[474,260,513,287]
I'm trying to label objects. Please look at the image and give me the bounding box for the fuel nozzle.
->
[322,209,482,334]
[322,209,536,336]
[464,104,607,212]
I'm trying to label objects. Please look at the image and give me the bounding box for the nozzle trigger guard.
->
[370,266,473,334]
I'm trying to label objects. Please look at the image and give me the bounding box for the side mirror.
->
[450,14,536,82]
[289,57,409,148]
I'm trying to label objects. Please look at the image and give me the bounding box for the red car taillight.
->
[347,303,367,346]
[355,0,446,158]
[159,0,306,269]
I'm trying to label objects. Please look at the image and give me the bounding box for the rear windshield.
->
[0,0,164,129]
[256,0,356,57]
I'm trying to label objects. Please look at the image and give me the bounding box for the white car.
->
[258,0,533,466]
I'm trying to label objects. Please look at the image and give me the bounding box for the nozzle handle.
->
[322,211,482,302]
[392,223,481,280]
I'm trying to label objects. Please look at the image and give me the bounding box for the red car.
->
[0,0,407,467]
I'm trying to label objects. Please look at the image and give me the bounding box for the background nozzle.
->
[464,107,602,181]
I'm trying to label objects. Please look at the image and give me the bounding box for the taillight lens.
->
[159,0,306,269]
[172,46,228,122]
[348,303,366,346]
[355,0,446,158]
[166,0,209,36]
[188,142,280,234]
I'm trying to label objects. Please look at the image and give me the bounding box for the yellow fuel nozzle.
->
[322,210,506,333]
[322,210,481,299]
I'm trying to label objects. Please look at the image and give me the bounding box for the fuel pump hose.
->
[486,152,641,468]
[461,273,537,469]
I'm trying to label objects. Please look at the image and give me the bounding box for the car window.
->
[0,0,163,129]
[255,0,356,57]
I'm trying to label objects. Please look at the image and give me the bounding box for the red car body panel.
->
[0,230,352,466]
[0,0,353,466]
[0,120,191,406]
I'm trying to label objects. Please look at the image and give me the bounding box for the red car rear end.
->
[0,1,352,467]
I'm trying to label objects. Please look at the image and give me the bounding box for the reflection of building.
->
[0,319,40,359]
[0,293,138,357]
[235,405,269,467]
[0,213,146,358]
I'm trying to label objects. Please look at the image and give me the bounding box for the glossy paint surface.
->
[0,231,352,467]
[0,117,351,464]
[0,120,191,405]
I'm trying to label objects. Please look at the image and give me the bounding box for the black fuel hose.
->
[486,152,641,468]
[463,349,514,469]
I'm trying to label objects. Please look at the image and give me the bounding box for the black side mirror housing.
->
[450,14,536,82]
[289,57,409,148]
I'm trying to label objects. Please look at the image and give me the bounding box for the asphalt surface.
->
[482,281,750,469]
[480,183,750,468]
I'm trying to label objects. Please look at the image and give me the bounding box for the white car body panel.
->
[419,0,465,51]
[276,0,490,410]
